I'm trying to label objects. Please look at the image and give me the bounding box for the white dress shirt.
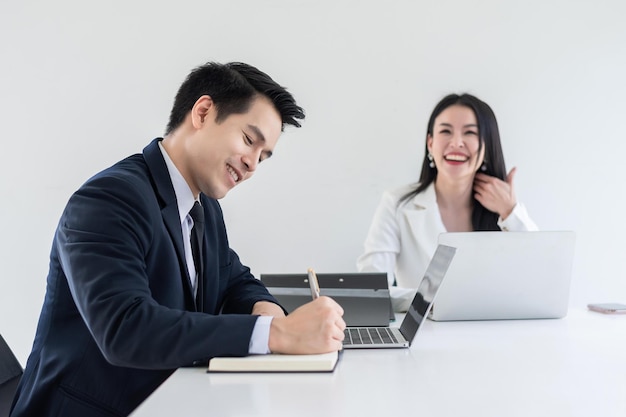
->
[357,183,539,312]
[158,142,271,353]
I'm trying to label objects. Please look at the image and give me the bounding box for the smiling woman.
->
[356,93,538,312]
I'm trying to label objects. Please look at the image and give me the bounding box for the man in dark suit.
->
[11,62,345,417]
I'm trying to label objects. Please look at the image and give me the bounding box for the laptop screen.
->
[399,245,456,343]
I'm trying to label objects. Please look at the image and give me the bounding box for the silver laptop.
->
[430,231,576,321]
[261,272,394,327]
[342,244,456,349]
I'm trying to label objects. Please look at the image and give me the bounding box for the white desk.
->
[132,309,626,417]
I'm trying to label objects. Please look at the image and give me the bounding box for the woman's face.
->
[427,104,485,183]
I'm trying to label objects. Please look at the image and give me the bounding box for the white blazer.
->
[357,183,538,312]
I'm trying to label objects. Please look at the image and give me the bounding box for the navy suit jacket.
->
[11,138,282,417]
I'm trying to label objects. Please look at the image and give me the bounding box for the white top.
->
[357,183,538,311]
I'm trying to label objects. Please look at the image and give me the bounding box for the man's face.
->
[185,95,282,199]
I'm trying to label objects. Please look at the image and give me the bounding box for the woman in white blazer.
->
[357,94,538,312]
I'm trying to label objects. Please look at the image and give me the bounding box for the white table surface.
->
[131,309,626,417]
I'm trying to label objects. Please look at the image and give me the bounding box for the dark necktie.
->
[189,201,204,308]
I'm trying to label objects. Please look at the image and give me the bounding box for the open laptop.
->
[430,231,576,321]
[342,244,456,349]
[260,272,394,327]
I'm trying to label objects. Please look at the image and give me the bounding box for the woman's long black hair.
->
[399,94,507,231]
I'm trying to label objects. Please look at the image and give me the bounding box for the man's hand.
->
[473,167,518,219]
[267,296,345,354]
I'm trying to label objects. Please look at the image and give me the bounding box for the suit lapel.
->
[404,184,446,248]
[143,138,197,310]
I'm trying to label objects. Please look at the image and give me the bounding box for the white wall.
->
[1,0,625,364]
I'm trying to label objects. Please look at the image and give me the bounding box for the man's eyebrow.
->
[247,124,266,143]
[247,124,273,159]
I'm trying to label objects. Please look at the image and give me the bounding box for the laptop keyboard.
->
[343,327,399,346]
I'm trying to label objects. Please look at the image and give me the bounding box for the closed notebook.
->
[207,351,339,373]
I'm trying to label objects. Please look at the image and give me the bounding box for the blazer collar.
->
[408,182,437,210]
[403,182,446,237]
[143,138,177,207]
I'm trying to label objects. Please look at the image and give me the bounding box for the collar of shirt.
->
[158,141,197,224]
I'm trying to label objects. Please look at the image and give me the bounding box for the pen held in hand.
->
[307,268,320,300]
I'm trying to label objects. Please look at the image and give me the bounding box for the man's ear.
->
[191,95,213,129]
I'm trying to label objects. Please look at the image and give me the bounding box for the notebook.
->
[260,272,393,327]
[430,231,576,321]
[207,351,339,373]
[342,244,456,349]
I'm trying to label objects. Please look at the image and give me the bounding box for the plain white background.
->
[1,0,625,364]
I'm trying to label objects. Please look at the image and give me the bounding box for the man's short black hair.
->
[165,62,305,135]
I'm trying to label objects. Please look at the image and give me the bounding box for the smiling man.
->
[11,62,346,417]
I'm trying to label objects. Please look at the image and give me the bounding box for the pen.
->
[307,268,320,300]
